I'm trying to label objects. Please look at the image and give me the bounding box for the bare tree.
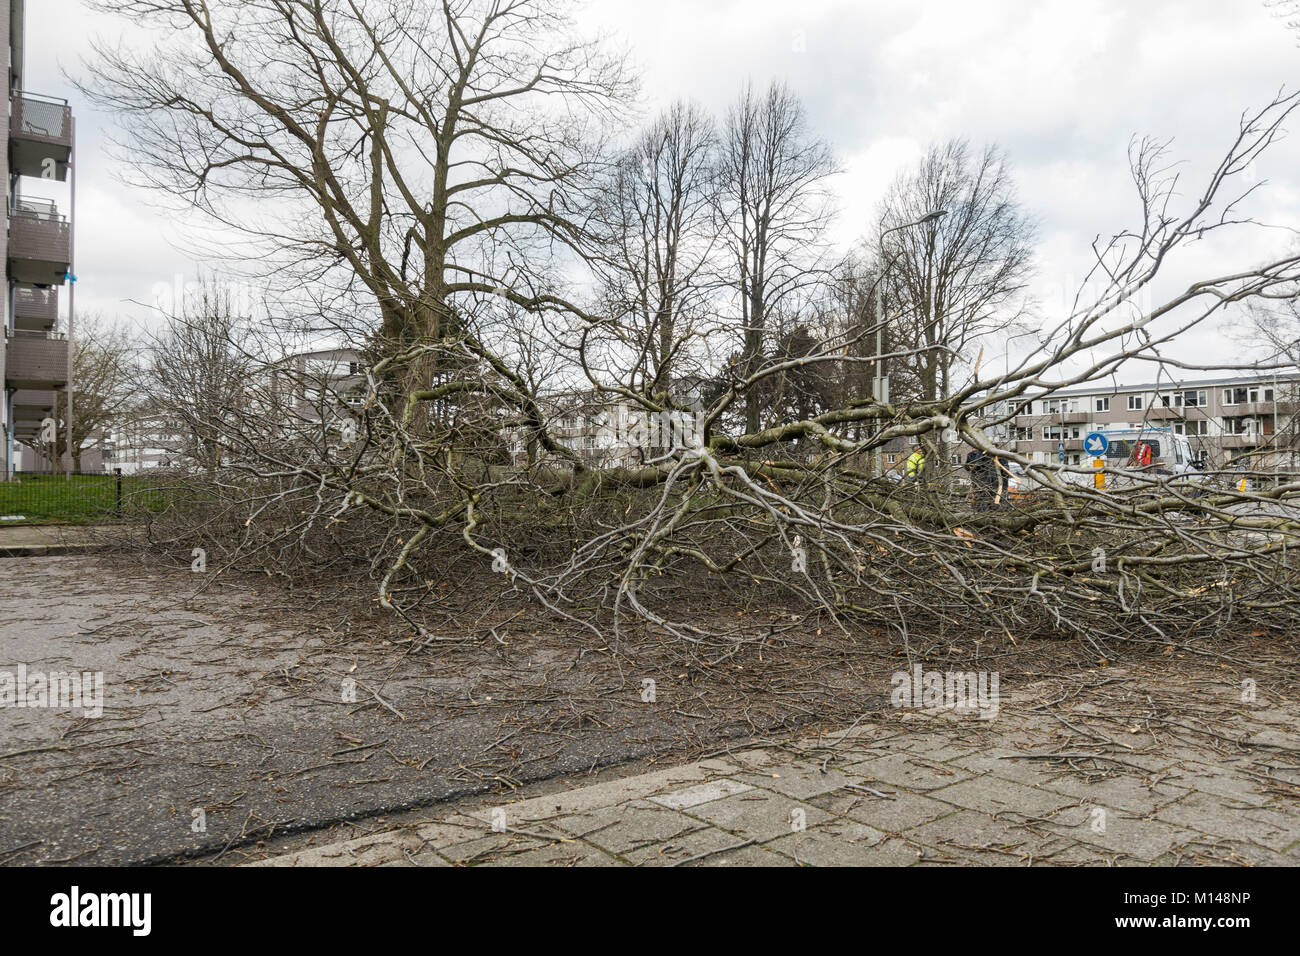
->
[82,0,633,407]
[141,280,257,474]
[45,316,137,473]
[81,2,1300,661]
[715,80,838,435]
[873,140,1035,407]
[595,100,718,392]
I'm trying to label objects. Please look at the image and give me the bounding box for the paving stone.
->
[478,840,623,867]
[1039,805,1200,862]
[926,776,1075,817]
[888,737,984,762]
[695,749,775,775]
[811,788,956,834]
[249,827,423,866]
[413,815,499,849]
[685,789,832,843]
[382,849,451,867]
[792,723,881,750]
[845,752,975,790]
[947,750,1076,787]
[762,819,888,865]
[735,761,858,800]
[1163,760,1274,807]
[683,843,797,867]
[464,764,713,824]
[439,830,555,864]
[903,809,1073,865]
[555,800,705,853]
[1153,836,1289,866]
[624,826,753,867]
[1040,774,1190,815]
[649,778,753,810]
[1155,791,1300,852]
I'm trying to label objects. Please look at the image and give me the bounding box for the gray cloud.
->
[28,0,1300,368]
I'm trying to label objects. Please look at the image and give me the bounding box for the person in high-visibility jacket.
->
[904,450,926,482]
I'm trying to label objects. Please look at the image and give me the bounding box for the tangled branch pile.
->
[88,0,1300,654]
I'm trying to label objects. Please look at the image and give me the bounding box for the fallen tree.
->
[88,1,1300,656]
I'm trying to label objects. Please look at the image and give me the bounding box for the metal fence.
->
[0,470,125,525]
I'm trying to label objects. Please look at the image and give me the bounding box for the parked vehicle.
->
[1004,427,1205,499]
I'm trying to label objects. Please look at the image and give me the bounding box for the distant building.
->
[1005,374,1299,469]
[881,372,1300,477]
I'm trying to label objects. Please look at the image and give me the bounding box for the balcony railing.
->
[7,199,71,285]
[13,286,58,330]
[9,93,72,181]
[1146,404,1185,419]
[3,329,68,389]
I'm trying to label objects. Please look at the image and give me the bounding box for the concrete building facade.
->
[1004,373,1300,470]
[1,0,76,476]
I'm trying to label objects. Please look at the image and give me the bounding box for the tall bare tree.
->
[716,81,838,434]
[82,0,633,409]
[873,140,1035,407]
[596,100,718,392]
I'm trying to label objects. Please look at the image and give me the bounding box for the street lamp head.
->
[921,209,947,224]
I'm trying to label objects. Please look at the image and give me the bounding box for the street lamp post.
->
[874,209,946,478]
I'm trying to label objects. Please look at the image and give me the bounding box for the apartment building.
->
[875,374,1299,478]
[1005,373,1300,469]
[1,0,75,477]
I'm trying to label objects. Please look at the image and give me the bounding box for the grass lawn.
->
[0,473,148,525]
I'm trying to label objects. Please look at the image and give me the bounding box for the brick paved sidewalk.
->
[250,673,1300,867]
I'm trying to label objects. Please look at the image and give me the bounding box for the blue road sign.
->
[1057,441,1066,462]
[1083,432,1109,456]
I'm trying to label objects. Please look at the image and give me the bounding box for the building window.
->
[1127,395,1144,411]
[1095,397,1110,412]
[1173,420,1209,436]
[1043,425,1081,441]
[1043,398,1079,414]
[1233,386,1275,404]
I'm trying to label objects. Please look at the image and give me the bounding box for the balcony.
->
[9,388,57,440]
[9,93,72,181]
[12,286,57,331]
[7,198,70,285]
[1145,404,1184,420]
[1217,434,1258,449]
[3,329,68,389]
[1235,401,1297,418]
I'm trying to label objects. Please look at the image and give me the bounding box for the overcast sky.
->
[22,0,1300,376]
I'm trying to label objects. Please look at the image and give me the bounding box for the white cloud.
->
[22,0,1300,373]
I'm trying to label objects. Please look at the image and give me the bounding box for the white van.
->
[1004,427,1204,498]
